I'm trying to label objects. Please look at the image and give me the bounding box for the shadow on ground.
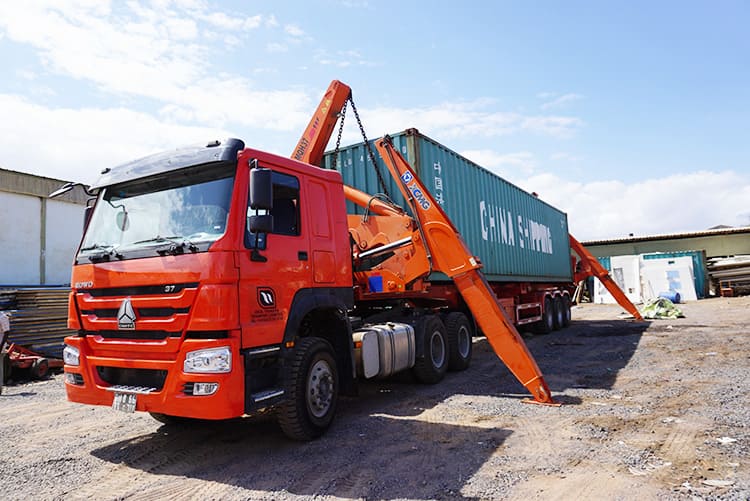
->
[89,317,648,498]
[91,411,509,500]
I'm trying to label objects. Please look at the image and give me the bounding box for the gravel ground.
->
[1,297,748,500]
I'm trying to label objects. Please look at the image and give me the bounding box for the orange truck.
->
[54,81,639,440]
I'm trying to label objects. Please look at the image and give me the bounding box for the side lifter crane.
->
[296,80,643,404]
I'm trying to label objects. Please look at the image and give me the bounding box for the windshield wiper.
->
[80,243,123,262]
[132,236,199,255]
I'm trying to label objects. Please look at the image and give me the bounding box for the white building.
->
[0,168,88,285]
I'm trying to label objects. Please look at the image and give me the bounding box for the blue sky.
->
[1,1,748,239]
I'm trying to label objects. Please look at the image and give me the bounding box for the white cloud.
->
[284,24,305,37]
[266,42,288,53]
[517,170,750,240]
[461,150,536,177]
[540,93,583,110]
[0,94,231,184]
[265,15,279,28]
[342,101,581,142]
[202,12,261,31]
[163,17,198,39]
[0,2,312,131]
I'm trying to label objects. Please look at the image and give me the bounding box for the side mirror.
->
[49,182,75,198]
[249,167,273,210]
[248,214,273,234]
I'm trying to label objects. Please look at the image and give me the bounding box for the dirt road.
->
[1,298,748,500]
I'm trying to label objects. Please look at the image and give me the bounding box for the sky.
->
[0,0,748,240]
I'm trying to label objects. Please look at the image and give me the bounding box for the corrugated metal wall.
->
[0,169,86,285]
[324,129,572,283]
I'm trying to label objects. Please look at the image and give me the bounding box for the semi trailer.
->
[55,80,640,440]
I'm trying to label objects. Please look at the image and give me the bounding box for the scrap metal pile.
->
[0,287,73,359]
[708,255,750,297]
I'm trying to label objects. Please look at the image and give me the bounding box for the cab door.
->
[238,164,311,349]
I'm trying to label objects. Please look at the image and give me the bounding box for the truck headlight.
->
[63,345,80,366]
[184,347,231,373]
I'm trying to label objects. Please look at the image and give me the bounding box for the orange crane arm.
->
[292,80,351,165]
[569,235,643,320]
[375,136,556,404]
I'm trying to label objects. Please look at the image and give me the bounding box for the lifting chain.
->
[348,94,391,199]
[331,100,347,170]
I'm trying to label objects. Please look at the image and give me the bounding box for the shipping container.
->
[642,250,708,298]
[323,129,572,283]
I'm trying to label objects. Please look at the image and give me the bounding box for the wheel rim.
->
[457,325,471,359]
[430,331,446,367]
[307,359,334,419]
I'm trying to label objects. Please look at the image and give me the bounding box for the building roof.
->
[0,167,89,204]
[582,226,750,246]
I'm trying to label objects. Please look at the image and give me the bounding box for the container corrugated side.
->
[323,129,572,283]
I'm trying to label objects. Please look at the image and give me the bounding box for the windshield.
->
[79,162,235,260]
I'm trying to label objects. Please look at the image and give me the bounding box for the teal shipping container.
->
[323,129,572,283]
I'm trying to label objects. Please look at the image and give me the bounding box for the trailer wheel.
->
[278,337,338,441]
[444,312,473,371]
[413,315,448,384]
[562,295,572,327]
[31,358,49,380]
[553,296,565,330]
[535,297,555,334]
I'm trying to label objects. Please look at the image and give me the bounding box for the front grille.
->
[80,308,119,318]
[138,307,190,317]
[89,330,180,340]
[84,283,199,297]
[96,366,168,390]
[183,382,195,395]
[80,307,190,319]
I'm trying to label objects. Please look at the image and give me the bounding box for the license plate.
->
[112,392,137,413]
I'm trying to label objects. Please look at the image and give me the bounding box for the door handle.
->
[298,251,308,261]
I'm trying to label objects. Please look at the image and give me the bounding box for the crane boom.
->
[569,235,643,320]
[375,136,556,404]
[292,80,351,166]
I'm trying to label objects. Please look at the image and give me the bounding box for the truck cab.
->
[64,139,355,435]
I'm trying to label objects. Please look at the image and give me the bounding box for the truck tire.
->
[535,297,555,334]
[562,295,572,327]
[278,337,338,441]
[31,358,49,380]
[553,296,565,330]
[444,312,472,372]
[412,315,448,384]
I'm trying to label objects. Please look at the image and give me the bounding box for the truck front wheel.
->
[278,337,338,441]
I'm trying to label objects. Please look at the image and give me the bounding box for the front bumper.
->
[63,335,245,420]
